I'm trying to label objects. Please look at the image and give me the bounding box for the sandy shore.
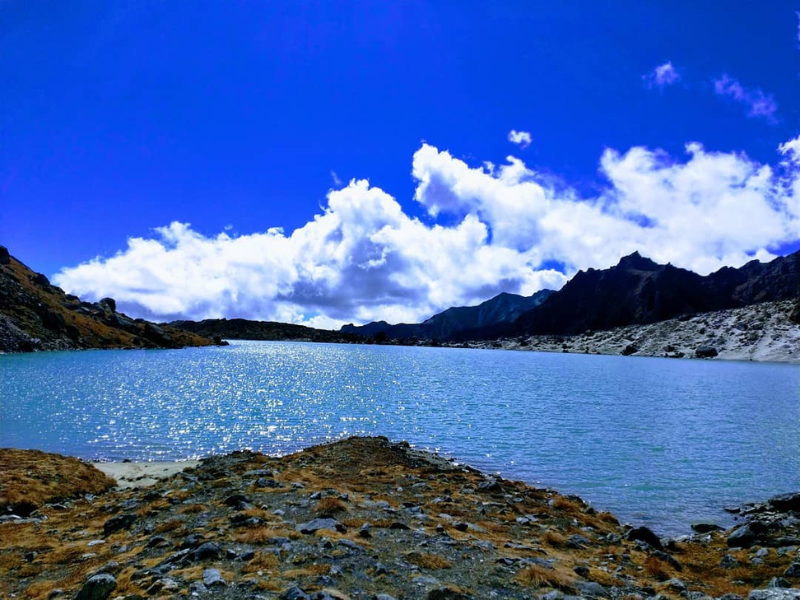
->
[91,459,199,489]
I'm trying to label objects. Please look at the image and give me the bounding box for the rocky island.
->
[1,437,798,599]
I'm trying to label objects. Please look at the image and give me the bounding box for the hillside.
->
[168,318,364,344]
[340,289,554,340]
[467,299,799,363]
[0,246,219,353]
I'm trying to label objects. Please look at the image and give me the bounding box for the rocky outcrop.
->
[0,246,222,352]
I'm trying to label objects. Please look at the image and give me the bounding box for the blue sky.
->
[2,1,799,326]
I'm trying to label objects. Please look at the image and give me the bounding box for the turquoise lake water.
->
[1,340,798,534]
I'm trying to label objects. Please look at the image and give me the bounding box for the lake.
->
[1,340,798,535]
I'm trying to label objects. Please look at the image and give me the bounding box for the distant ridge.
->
[340,289,555,340]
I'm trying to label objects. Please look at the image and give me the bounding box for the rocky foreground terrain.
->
[0,246,221,353]
[459,300,799,363]
[1,437,799,599]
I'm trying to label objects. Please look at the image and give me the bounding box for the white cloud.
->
[643,61,681,89]
[54,136,800,328]
[507,130,532,148]
[713,74,778,122]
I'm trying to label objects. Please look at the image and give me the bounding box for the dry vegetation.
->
[0,449,116,514]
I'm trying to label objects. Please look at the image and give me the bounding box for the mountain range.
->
[340,289,554,340]
[347,250,800,342]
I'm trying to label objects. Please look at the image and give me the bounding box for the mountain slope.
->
[340,289,554,340]
[0,246,219,353]
[515,250,800,336]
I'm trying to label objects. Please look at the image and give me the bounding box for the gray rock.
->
[189,581,208,595]
[769,492,800,513]
[625,525,663,550]
[576,581,609,597]
[74,574,116,600]
[102,513,136,536]
[281,586,311,600]
[749,592,800,600]
[567,534,591,549]
[695,346,718,358]
[297,518,345,534]
[727,523,760,548]
[691,522,723,533]
[427,587,472,600]
[719,554,739,569]
[785,562,800,577]
[665,578,687,593]
[374,595,397,600]
[768,578,791,588]
[203,568,226,588]
[191,542,221,561]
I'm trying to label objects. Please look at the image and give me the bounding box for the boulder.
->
[296,518,345,534]
[0,245,9,265]
[768,492,800,513]
[691,522,723,533]
[74,574,116,600]
[695,346,718,358]
[749,591,800,600]
[625,525,663,550]
[102,514,136,537]
[202,568,226,588]
[621,344,639,356]
[727,523,761,548]
[98,298,116,312]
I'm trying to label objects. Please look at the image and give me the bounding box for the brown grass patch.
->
[543,530,567,548]
[0,449,116,514]
[552,496,582,512]
[235,526,297,544]
[405,552,452,570]
[153,518,183,534]
[241,552,280,574]
[597,511,619,525]
[178,503,206,514]
[516,564,575,590]
[22,579,64,600]
[588,568,623,587]
[643,556,670,581]
[314,497,348,517]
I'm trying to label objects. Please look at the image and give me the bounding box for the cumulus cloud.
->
[713,74,778,122]
[643,61,681,89]
[55,136,800,328]
[507,130,532,148]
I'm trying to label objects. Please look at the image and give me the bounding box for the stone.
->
[0,246,9,265]
[769,493,800,513]
[189,581,208,595]
[768,578,791,588]
[621,344,639,356]
[695,346,718,358]
[625,525,663,550]
[665,578,687,593]
[749,591,800,600]
[728,523,761,548]
[427,587,472,600]
[573,565,590,577]
[297,518,345,534]
[102,513,136,536]
[576,581,609,597]
[691,522,723,533]
[74,574,117,600]
[281,586,312,600]
[785,563,800,577]
[720,554,740,569]
[203,568,226,587]
[567,534,591,549]
[191,542,221,561]
[98,298,116,312]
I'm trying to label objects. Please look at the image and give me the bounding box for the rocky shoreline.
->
[1,437,799,599]
[454,300,799,364]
